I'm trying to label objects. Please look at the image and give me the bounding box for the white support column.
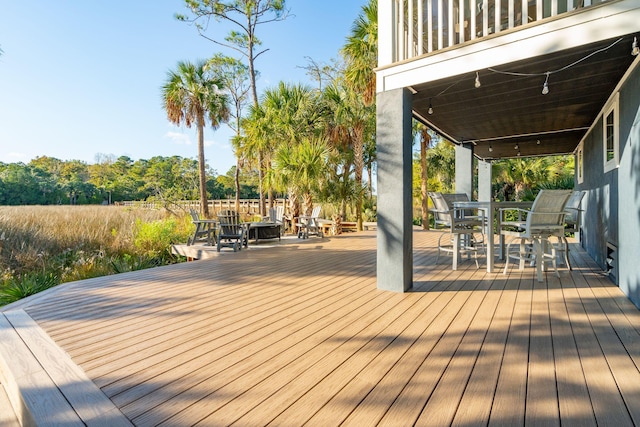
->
[478,159,493,201]
[455,142,474,199]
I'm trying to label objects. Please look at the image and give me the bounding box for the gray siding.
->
[577,63,640,307]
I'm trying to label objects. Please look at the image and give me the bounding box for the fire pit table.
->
[248,222,282,244]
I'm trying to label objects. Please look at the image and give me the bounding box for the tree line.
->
[0,155,259,205]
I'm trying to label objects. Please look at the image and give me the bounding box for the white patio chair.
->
[428,192,485,269]
[556,190,586,269]
[500,189,572,281]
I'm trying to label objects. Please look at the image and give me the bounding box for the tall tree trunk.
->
[288,187,300,234]
[302,192,313,216]
[197,119,209,218]
[367,164,373,203]
[234,159,241,212]
[421,130,431,230]
[353,125,364,231]
[258,150,266,217]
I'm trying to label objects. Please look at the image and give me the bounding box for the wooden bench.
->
[341,222,358,232]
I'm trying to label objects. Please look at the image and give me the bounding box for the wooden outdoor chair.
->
[216,210,248,252]
[296,206,324,239]
[187,209,216,246]
[263,206,285,235]
[500,189,572,281]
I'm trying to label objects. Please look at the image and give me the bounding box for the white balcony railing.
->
[391,0,607,62]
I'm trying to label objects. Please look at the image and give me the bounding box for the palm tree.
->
[161,60,229,218]
[323,81,374,230]
[177,0,290,217]
[273,137,331,217]
[342,0,378,106]
[341,0,378,230]
[242,82,323,220]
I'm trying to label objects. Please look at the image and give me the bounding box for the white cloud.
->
[204,138,230,149]
[164,131,191,146]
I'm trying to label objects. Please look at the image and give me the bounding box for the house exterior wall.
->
[577,62,640,307]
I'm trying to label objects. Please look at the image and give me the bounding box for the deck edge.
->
[0,310,132,426]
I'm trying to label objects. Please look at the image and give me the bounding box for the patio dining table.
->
[453,200,533,273]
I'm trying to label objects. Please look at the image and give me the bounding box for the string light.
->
[475,72,481,88]
[514,144,519,150]
[633,37,639,56]
[542,72,550,95]
[428,98,433,115]
[487,37,624,96]
[488,144,493,152]
[536,139,541,145]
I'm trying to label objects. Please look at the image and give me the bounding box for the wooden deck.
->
[2,229,640,426]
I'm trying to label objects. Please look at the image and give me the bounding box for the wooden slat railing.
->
[393,0,606,61]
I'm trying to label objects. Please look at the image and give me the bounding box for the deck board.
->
[1,230,640,426]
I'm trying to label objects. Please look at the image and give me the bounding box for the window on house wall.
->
[603,92,619,173]
[577,142,584,184]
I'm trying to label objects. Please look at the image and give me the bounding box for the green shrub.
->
[133,217,190,262]
[0,273,59,305]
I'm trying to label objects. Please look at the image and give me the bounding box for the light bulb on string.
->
[488,145,493,152]
[633,37,639,56]
[542,72,550,95]
[475,72,481,88]
[428,98,433,115]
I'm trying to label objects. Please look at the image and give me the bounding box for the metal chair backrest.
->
[442,193,475,217]
[428,192,452,228]
[564,190,585,230]
[527,190,572,228]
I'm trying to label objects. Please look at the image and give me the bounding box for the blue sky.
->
[0,1,367,175]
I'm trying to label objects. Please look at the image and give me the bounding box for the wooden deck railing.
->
[117,199,288,216]
[392,0,608,61]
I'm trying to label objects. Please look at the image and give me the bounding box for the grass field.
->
[0,205,192,306]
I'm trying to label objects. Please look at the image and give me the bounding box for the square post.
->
[376,88,413,292]
[478,159,492,201]
[455,142,474,199]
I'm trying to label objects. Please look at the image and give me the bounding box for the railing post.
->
[438,0,444,49]
[427,0,434,52]
[418,0,424,55]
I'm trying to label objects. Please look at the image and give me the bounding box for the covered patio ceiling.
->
[410,34,639,160]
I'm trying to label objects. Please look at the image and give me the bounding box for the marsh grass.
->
[0,205,192,305]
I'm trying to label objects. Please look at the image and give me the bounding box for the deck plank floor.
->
[2,229,640,426]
